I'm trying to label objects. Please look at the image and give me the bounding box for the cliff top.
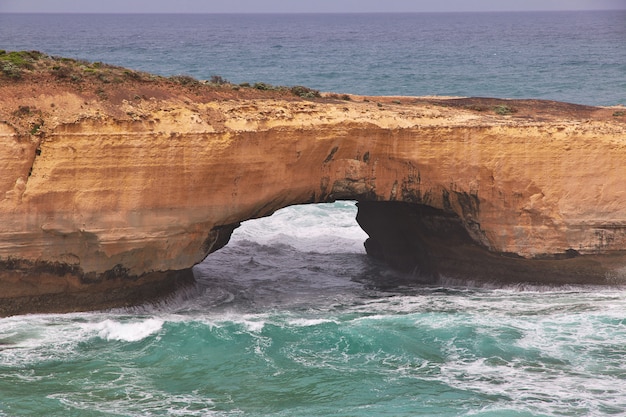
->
[1,50,624,136]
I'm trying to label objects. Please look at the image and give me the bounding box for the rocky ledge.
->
[1,52,626,316]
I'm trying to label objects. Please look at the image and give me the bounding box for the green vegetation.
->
[0,50,147,84]
[464,104,488,112]
[1,50,325,101]
[13,105,32,117]
[0,50,43,67]
[95,87,107,100]
[169,74,200,86]
[1,62,22,79]
[613,110,625,117]
[327,93,351,101]
[0,50,45,79]
[51,65,83,82]
[253,82,272,91]
[209,75,229,85]
[493,104,517,115]
[290,85,321,99]
[30,122,42,135]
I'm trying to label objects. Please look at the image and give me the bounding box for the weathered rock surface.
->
[1,55,626,315]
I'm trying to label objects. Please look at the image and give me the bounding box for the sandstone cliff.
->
[1,52,626,315]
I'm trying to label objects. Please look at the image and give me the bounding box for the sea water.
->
[1,12,626,417]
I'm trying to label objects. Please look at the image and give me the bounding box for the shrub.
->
[1,51,39,67]
[51,65,72,79]
[613,110,625,117]
[123,70,141,80]
[1,51,45,79]
[1,62,22,79]
[253,82,273,91]
[493,104,516,115]
[13,106,32,117]
[30,122,43,135]
[169,74,199,86]
[290,85,321,99]
[95,87,107,100]
[464,104,488,112]
[97,73,111,83]
[209,75,229,85]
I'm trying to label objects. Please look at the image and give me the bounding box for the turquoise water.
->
[1,12,626,416]
[2,203,626,417]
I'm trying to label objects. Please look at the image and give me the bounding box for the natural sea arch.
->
[199,199,608,289]
[2,193,623,318]
[2,65,626,316]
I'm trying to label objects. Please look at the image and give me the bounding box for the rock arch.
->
[2,78,626,315]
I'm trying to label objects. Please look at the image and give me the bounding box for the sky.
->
[1,0,625,13]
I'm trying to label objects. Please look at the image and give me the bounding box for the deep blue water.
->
[1,12,626,417]
[1,12,625,105]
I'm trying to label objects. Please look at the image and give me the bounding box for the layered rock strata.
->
[1,58,626,315]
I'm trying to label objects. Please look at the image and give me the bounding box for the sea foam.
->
[87,318,164,342]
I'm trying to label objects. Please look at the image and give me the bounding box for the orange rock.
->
[1,58,626,315]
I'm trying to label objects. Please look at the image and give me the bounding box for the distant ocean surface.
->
[1,12,626,417]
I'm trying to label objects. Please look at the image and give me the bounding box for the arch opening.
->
[191,201,425,311]
[196,199,491,288]
[196,198,623,298]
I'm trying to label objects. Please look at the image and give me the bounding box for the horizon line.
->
[1,9,624,15]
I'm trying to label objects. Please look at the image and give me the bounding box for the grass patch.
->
[0,50,44,67]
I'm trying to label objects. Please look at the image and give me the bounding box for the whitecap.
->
[241,320,265,332]
[86,318,164,342]
[288,318,336,327]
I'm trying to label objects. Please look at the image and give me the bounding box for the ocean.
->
[1,11,626,417]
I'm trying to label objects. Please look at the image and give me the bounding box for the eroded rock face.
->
[1,64,626,315]
[356,201,626,286]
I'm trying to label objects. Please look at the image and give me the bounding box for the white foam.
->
[231,201,368,254]
[288,318,336,327]
[87,318,164,342]
[241,320,265,332]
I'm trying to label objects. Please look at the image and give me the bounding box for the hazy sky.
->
[2,0,625,13]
